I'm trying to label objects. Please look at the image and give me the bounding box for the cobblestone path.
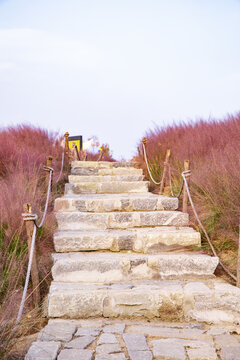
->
[26,318,240,360]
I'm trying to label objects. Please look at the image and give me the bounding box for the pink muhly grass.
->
[137,113,240,253]
[0,124,64,328]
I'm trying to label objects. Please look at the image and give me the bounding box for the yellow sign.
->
[68,136,82,151]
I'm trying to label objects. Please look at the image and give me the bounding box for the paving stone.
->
[25,341,61,360]
[123,333,149,351]
[64,335,95,349]
[151,339,186,359]
[75,327,101,337]
[37,322,77,341]
[103,323,126,334]
[95,354,126,360]
[187,346,218,360]
[220,346,240,360]
[127,326,210,341]
[128,350,153,360]
[57,348,93,360]
[215,334,240,349]
[97,333,118,344]
[96,343,122,355]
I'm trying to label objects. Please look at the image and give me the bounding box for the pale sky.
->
[0,0,240,159]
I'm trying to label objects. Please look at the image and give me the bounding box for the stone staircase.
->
[47,161,240,324]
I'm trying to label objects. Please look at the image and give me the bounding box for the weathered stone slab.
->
[65,181,149,194]
[214,334,239,349]
[53,227,200,253]
[68,175,145,183]
[48,282,106,318]
[56,210,188,231]
[48,281,184,320]
[58,349,93,360]
[71,161,137,169]
[54,193,178,213]
[71,167,143,176]
[220,346,240,360]
[51,252,218,283]
[37,322,76,342]
[25,341,61,360]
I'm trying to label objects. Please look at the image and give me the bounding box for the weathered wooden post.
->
[64,132,69,158]
[142,137,147,158]
[23,203,40,306]
[159,149,171,195]
[237,220,240,288]
[45,156,53,191]
[183,160,190,213]
[72,144,80,160]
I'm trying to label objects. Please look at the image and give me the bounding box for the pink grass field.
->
[136,113,240,274]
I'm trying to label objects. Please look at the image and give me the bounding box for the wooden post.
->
[45,156,53,191]
[142,138,147,159]
[23,203,40,306]
[74,145,80,160]
[159,149,171,195]
[182,160,190,213]
[64,132,69,158]
[237,220,240,288]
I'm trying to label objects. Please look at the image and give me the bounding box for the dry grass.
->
[0,125,67,359]
[136,113,240,281]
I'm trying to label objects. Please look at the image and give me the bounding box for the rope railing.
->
[56,151,65,183]
[142,138,238,284]
[182,171,237,282]
[15,166,53,326]
[142,139,161,185]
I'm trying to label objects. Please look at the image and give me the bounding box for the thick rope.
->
[15,224,37,325]
[142,142,161,185]
[182,171,237,282]
[56,152,65,183]
[35,169,53,229]
[15,168,53,326]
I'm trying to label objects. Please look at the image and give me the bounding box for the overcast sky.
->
[0,0,240,159]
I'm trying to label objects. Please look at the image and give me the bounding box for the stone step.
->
[56,210,189,230]
[53,227,201,253]
[71,167,143,176]
[71,161,137,169]
[51,252,218,283]
[48,280,240,324]
[68,174,145,183]
[54,193,178,213]
[65,181,149,194]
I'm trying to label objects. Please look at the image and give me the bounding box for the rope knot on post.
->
[182,169,191,178]
[43,165,54,172]
[22,213,38,222]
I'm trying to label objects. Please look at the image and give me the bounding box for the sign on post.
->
[68,136,83,152]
